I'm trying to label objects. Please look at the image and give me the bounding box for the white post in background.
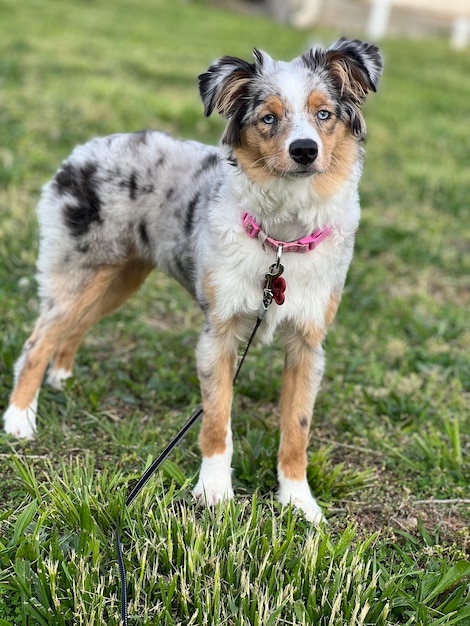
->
[367,0,392,39]
[451,17,470,49]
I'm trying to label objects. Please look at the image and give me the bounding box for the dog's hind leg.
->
[47,259,153,390]
[3,267,120,438]
[277,325,326,524]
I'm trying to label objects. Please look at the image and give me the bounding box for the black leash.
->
[115,247,284,625]
[115,406,203,624]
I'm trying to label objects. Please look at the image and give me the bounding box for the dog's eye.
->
[317,110,331,121]
[261,114,276,125]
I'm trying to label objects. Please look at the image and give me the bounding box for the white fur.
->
[193,448,234,506]
[47,367,72,390]
[277,468,324,524]
[3,395,38,439]
[196,163,359,344]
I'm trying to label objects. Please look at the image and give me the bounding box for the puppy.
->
[3,39,382,522]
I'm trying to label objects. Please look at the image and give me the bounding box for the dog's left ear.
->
[304,38,383,140]
[199,53,260,145]
[325,38,383,100]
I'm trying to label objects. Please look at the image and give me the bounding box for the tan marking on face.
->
[232,95,293,183]
[278,324,324,481]
[262,94,286,120]
[233,127,276,183]
[233,88,360,191]
[305,90,361,196]
[313,126,359,198]
[307,91,332,117]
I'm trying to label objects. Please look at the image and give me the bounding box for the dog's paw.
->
[47,367,72,391]
[3,402,37,439]
[277,473,325,524]
[193,455,234,506]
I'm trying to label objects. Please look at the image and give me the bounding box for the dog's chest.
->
[198,223,351,342]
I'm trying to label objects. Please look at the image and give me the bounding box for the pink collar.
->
[242,212,331,253]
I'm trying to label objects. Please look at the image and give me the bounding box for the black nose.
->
[289,139,318,166]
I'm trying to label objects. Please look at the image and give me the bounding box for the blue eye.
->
[261,114,276,125]
[317,110,331,121]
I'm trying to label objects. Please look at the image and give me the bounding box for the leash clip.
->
[259,245,285,317]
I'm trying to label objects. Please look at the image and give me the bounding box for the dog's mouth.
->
[280,164,322,179]
[286,169,316,178]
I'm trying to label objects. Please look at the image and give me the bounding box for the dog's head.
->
[199,39,383,189]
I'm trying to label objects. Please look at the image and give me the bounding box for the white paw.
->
[193,454,234,506]
[3,400,37,439]
[47,367,72,390]
[277,471,325,524]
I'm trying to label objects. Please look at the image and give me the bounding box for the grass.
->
[0,0,469,623]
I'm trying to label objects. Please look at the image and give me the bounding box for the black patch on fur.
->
[193,153,219,179]
[132,130,149,144]
[139,220,151,248]
[222,106,248,146]
[226,152,238,167]
[299,416,309,429]
[198,297,209,315]
[119,171,144,200]
[173,254,196,294]
[173,252,184,275]
[184,192,200,235]
[77,242,89,253]
[128,172,138,200]
[166,187,176,201]
[57,162,102,238]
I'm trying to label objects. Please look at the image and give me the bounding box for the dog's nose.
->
[289,139,318,166]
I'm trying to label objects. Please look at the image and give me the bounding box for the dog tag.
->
[258,245,286,317]
[263,258,286,307]
[270,275,286,305]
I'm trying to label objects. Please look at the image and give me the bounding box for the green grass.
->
[0,0,469,623]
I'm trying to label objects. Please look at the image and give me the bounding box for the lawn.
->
[0,0,469,624]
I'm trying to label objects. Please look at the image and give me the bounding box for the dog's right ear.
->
[199,55,257,145]
[199,56,255,118]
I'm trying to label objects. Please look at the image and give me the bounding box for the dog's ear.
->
[199,54,258,145]
[326,38,383,98]
[304,38,383,140]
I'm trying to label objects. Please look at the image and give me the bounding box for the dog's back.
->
[37,131,222,296]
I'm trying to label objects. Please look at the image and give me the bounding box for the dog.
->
[3,38,382,522]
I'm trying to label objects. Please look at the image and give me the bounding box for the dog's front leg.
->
[193,319,238,506]
[277,326,326,523]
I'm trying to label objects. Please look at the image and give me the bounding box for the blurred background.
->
[217,0,470,48]
[0,1,469,622]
